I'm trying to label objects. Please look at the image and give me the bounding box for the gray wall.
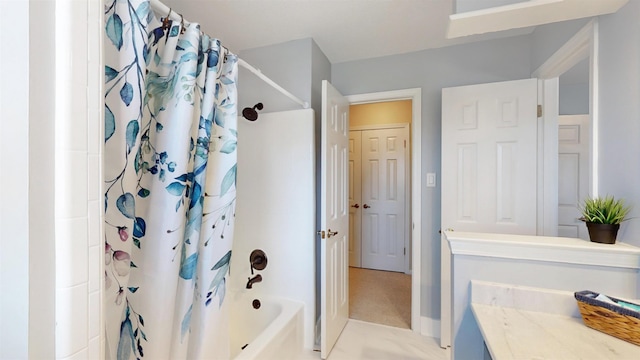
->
[559,58,589,115]
[331,36,532,320]
[529,4,640,247]
[531,19,591,116]
[238,38,312,114]
[559,83,589,115]
[598,0,640,247]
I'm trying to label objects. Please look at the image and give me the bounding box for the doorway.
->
[347,100,412,328]
[557,57,591,240]
[344,88,422,333]
[349,125,410,272]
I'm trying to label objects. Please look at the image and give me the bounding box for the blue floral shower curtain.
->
[104,1,237,358]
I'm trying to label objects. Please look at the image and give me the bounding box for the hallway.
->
[349,267,411,329]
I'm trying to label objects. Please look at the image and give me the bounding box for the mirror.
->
[558,58,590,239]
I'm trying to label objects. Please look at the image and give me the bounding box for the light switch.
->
[426,173,436,187]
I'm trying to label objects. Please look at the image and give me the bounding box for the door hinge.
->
[537,104,542,118]
[404,140,407,148]
[404,247,406,255]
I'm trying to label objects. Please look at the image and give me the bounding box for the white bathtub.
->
[230,292,304,360]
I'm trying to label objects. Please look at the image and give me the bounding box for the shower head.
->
[242,103,264,121]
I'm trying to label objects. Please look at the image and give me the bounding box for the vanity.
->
[443,231,640,360]
[471,281,640,359]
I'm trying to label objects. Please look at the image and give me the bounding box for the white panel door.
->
[348,131,362,268]
[440,78,539,347]
[360,128,407,272]
[558,115,590,239]
[320,80,349,359]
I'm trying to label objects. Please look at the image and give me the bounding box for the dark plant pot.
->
[585,222,620,244]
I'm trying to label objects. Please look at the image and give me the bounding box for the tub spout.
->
[246,274,262,289]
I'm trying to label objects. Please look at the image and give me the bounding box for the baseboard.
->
[420,316,440,339]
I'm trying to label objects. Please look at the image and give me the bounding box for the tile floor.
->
[300,320,449,360]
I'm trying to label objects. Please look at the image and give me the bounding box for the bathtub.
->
[230,292,304,360]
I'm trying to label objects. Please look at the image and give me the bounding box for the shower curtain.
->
[104,1,237,358]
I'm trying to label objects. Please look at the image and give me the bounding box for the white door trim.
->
[346,88,422,333]
[350,123,409,131]
[531,19,595,79]
[537,78,559,236]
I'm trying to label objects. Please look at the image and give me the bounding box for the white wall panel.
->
[55,0,103,358]
[234,109,316,349]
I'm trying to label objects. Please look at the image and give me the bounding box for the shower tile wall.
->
[55,1,103,359]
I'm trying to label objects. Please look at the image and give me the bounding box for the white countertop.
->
[470,281,640,360]
[472,303,640,360]
[444,231,640,269]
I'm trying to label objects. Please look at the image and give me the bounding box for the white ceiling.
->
[161,0,533,63]
[161,0,626,64]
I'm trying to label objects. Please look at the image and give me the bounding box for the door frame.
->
[345,88,422,333]
[533,19,599,234]
[350,124,411,274]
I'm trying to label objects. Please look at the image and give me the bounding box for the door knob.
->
[351,204,360,208]
[363,204,371,209]
[327,229,339,237]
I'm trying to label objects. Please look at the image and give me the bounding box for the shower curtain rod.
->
[149,0,310,109]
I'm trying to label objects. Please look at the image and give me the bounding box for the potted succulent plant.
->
[580,195,631,244]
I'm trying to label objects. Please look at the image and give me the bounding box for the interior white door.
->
[348,131,362,268]
[558,115,590,239]
[440,78,539,347]
[320,80,349,359]
[360,128,407,272]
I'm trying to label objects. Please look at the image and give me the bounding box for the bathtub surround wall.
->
[234,109,316,349]
[54,0,104,358]
[1,0,105,358]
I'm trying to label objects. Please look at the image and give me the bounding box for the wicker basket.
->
[574,290,640,346]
